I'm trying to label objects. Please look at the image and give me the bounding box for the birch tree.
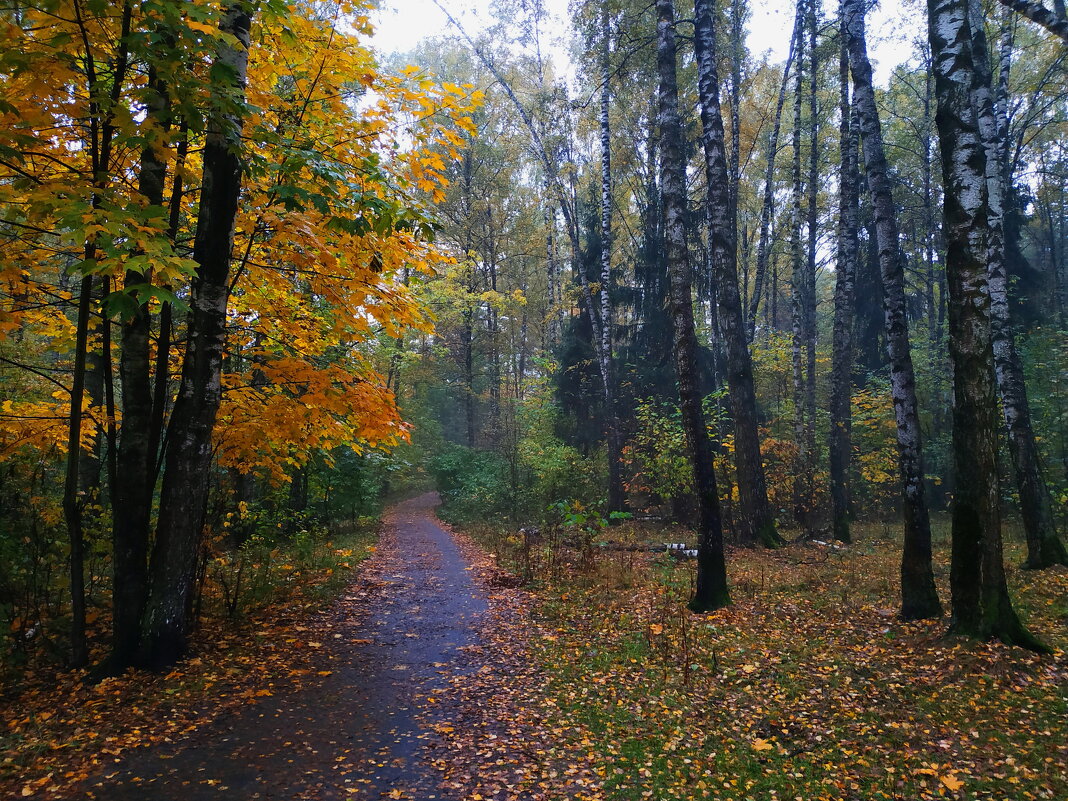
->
[656,0,730,611]
[693,0,780,547]
[829,14,860,545]
[845,0,941,619]
[978,8,1068,569]
[926,0,1045,649]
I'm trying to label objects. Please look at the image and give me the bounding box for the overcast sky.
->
[370,0,924,87]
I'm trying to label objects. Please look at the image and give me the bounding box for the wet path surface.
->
[85,494,487,800]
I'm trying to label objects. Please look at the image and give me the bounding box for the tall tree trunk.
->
[484,210,502,441]
[460,149,477,449]
[829,22,860,545]
[845,0,942,619]
[804,0,819,479]
[694,0,780,546]
[791,0,809,528]
[138,3,253,668]
[599,6,626,515]
[927,0,1045,650]
[63,273,93,668]
[545,202,558,346]
[657,0,730,611]
[148,122,188,480]
[65,0,134,667]
[79,286,105,499]
[728,0,742,218]
[111,63,169,670]
[980,9,1067,569]
[922,59,939,348]
[749,10,802,341]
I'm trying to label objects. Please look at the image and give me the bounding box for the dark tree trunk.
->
[111,63,169,670]
[65,0,134,667]
[657,0,730,612]
[79,285,105,499]
[148,122,188,480]
[804,0,819,479]
[829,22,860,545]
[790,0,809,528]
[545,202,559,345]
[138,3,253,669]
[845,0,942,619]
[459,149,477,449]
[927,0,1045,650]
[599,6,626,515]
[693,0,780,547]
[63,274,93,668]
[922,59,939,348]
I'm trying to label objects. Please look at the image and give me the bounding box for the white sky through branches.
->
[371,0,923,87]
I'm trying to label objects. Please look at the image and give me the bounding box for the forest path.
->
[84,493,487,800]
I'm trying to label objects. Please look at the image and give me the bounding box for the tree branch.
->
[997,0,1068,44]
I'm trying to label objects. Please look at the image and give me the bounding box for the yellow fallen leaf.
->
[940,774,964,792]
[649,623,664,635]
[751,738,774,752]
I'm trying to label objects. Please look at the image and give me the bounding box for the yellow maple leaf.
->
[751,738,774,752]
[940,774,964,792]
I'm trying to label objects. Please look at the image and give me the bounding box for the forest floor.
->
[5,503,1067,801]
[445,515,1068,801]
[5,495,493,799]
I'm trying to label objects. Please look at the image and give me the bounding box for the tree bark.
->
[927,0,1045,650]
[657,0,730,611]
[138,3,253,668]
[829,20,860,545]
[996,0,1068,43]
[694,0,780,546]
[845,0,942,619]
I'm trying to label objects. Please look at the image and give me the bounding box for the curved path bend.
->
[85,494,486,800]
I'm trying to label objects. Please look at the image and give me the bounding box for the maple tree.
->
[0,0,478,670]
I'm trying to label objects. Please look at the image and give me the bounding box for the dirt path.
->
[83,494,487,800]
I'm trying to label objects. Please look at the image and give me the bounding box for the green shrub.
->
[429,443,514,523]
